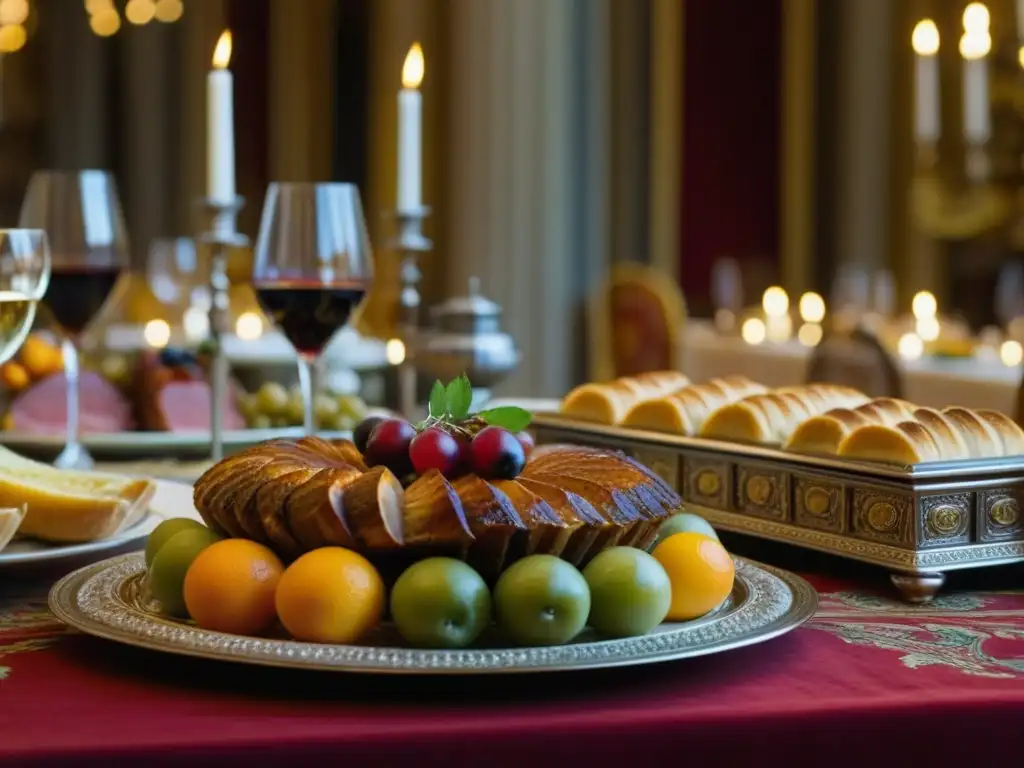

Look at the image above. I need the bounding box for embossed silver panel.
[918,493,971,548]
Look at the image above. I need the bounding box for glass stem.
[297,355,317,437]
[61,337,81,448]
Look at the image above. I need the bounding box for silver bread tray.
[531,413,1024,602]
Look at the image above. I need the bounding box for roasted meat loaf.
[192,437,680,580]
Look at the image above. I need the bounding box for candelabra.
[389,206,432,418]
[198,196,248,462]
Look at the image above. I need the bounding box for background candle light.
[207,30,236,205]
[912,19,941,142]
[960,5,992,144]
[397,43,424,214]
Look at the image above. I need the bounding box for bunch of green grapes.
[238,381,368,431]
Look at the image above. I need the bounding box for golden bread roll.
[838,405,1024,465]
[700,384,868,445]
[559,370,689,425]
[785,398,919,455]
[621,375,767,435]
[972,409,1024,456]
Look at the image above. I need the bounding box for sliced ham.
[9,371,134,435]
[156,381,245,432]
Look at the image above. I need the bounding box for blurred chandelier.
[87,0,184,38]
[0,0,184,52]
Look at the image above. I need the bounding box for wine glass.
[0,229,51,365]
[252,183,373,436]
[19,170,130,470]
[147,237,202,310]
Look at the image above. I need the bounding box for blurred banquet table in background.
[682,321,1022,415]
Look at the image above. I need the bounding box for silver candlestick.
[389,206,431,418]
[198,196,247,462]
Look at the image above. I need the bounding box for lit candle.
[207,30,236,205]
[960,5,992,144]
[397,43,424,214]
[912,20,941,143]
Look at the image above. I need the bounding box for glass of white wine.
[0,229,50,365]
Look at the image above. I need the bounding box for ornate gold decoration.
[746,476,773,506]
[928,506,962,535]
[696,471,720,496]
[804,487,831,517]
[867,502,898,532]
[991,498,1020,527]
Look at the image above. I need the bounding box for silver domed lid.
[432,277,502,320]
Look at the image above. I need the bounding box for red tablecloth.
[1,552,1023,768]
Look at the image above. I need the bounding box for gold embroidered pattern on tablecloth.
[805,590,1024,679]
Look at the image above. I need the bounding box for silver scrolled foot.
[53,442,95,471]
[890,572,946,604]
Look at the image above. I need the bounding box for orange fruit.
[19,335,63,379]
[651,532,735,621]
[182,539,285,635]
[0,361,29,391]
[275,547,385,644]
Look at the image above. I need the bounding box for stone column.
[833,0,896,278]
[443,0,611,395]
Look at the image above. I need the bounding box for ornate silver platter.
[49,553,817,675]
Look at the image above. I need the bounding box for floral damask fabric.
[806,589,1024,679]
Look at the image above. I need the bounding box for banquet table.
[2,544,1023,767]
[682,321,1022,415]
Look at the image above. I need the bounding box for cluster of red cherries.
[353,417,535,482]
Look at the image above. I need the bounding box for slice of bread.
[0,505,26,552]
[0,447,156,543]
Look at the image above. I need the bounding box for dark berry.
[410,427,461,477]
[159,347,197,368]
[364,418,416,476]
[470,426,526,480]
[516,431,535,459]
[353,416,385,455]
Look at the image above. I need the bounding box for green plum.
[651,512,719,551]
[390,558,492,649]
[145,517,206,567]
[494,555,591,646]
[583,547,671,638]
[148,527,221,616]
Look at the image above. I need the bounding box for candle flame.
[402,42,424,89]
[911,19,939,56]
[212,30,232,69]
[959,31,991,60]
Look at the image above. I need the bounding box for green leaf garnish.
[428,380,447,419]
[445,373,473,420]
[477,406,532,433]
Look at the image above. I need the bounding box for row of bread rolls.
[560,374,867,445]
[559,371,690,425]
[558,375,1024,463]
[787,400,1024,464]
[697,384,868,445]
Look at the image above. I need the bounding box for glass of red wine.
[18,170,129,470]
[252,183,372,436]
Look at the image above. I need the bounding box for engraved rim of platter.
[49,553,818,675]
